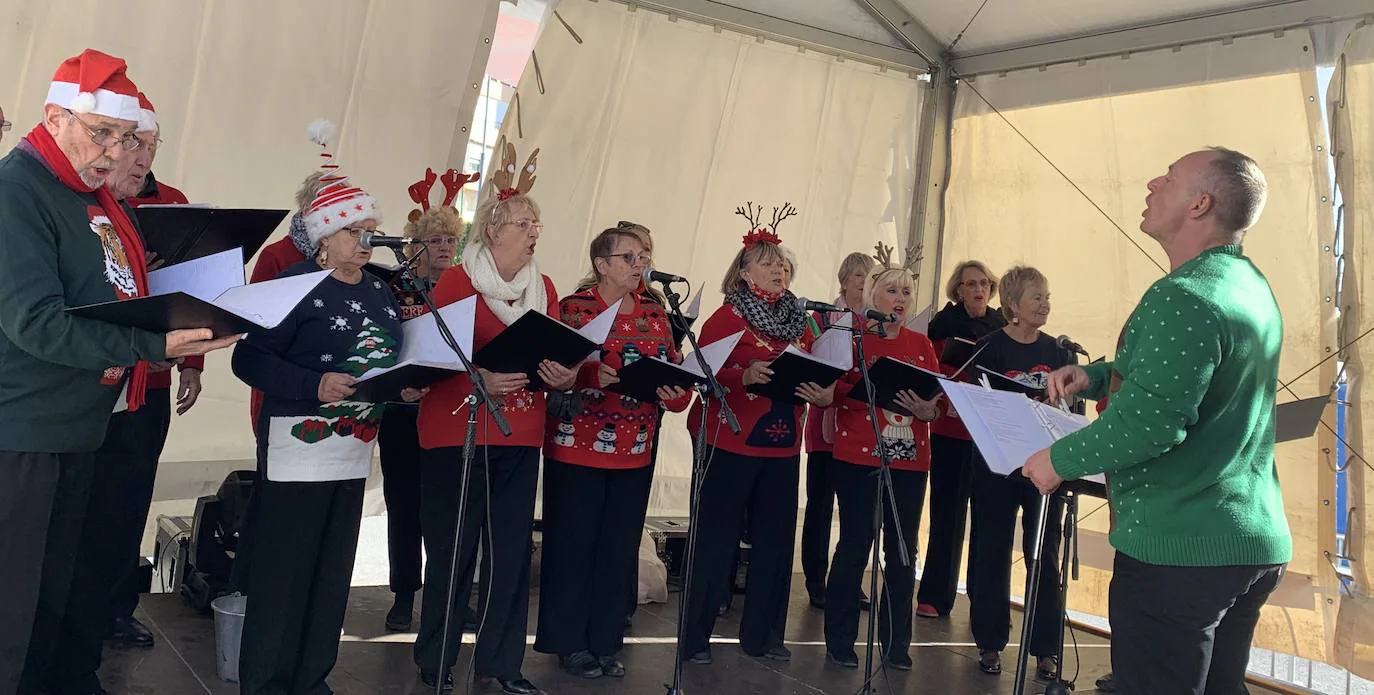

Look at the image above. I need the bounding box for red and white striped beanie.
[303,119,382,246]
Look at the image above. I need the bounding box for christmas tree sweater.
[418,266,560,449]
[686,303,817,458]
[544,288,692,469]
[833,327,940,472]
[232,261,403,482]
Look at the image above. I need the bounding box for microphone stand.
[383,247,510,695]
[843,316,911,695]
[662,281,739,695]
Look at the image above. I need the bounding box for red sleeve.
[431,265,466,308]
[699,306,745,395]
[249,243,287,284]
[179,355,206,372]
[159,183,190,205]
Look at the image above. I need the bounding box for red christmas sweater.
[686,303,817,458]
[127,176,204,390]
[544,288,692,469]
[833,327,940,472]
[418,266,560,449]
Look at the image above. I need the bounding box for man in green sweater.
[1024,147,1291,695]
[0,49,238,695]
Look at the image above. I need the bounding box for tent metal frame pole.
[851,0,946,67]
[908,67,956,314]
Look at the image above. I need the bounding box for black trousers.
[238,478,365,695]
[680,446,799,657]
[534,459,652,657]
[968,461,1063,656]
[378,406,424,595]
[799,451,836,599]
[1110,552,1284,695]
[916,435,975,615]
[50,390,172,694]
[823,461,927,658]
[0,452,94,695]
[415,445,538,679]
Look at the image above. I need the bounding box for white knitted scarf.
[462,243,548,325]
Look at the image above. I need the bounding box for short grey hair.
[999,265,1047,322]
[294,171,326,213]
[1202,147,1267,233]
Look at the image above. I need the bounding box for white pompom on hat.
[302,119,382,247]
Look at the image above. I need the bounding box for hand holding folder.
[605,330,744,403]
[351,297,478,403]
[846,357,945,414]
[473,300,622,388]
[66,248,329,337]
[746,327,852,405]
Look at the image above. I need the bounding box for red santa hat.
[45,49,142,123]
[302,119,382,247]
[136,91,158,134]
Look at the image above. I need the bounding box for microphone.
[645,266,687,284]
[359,231,413,250]
[1056,335,1089,357]
[794,297,897,325]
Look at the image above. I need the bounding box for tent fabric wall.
[942,31,1338,659]
[1333,21,1374,681]
[0,0,501,518]
[491,0,928,516]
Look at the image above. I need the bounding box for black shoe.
[808,593,826,609]
[886,651,913,671]
[1096,672,1118,692]
[1036,656,1059,681]
[827,650,859,668]
[105,615,154,648]
[464,607,480,631]
[978,650,1002,675]
[497,677,539,695]
[688,649,712,665]
[385,592,414,632]
[598,655,626,678]
[419,669,455,691]
[558,651,603,679]
[756,645,791,662]
[624,613,633,628]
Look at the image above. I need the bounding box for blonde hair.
[720,241,785,296]
[837,252,875,286]
[863,267,917,321]
[403,207,465,254]
[998,265,1048,322]
[294,171,326,213]
[470,194,541,249]
[944,260,1000,303]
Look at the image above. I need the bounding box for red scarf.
[25,124,152,411]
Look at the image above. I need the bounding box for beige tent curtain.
[0,0,501,515]
[942,31,1338,659]
[491,0,928,515]
[1333,21,1374,681]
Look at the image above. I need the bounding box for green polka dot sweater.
[1050,245,1292,567]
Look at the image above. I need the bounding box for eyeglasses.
[601,252,651,266]
[961,278,992,289]
[0,120,11,133]
[64,110,144,151]
[505,219,543,234]
[422,236,458,247]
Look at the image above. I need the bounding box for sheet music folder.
[605,331,743,403]
[846,357,944,413]
[1275,395,1329,443]
[473,300,620,388]
[746,328,852,405]
[134,206,288,265]
[351,297,478,403]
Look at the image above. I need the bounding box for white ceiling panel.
[709,0,907,47]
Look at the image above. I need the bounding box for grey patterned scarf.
[288,212,316,257]
[726,288,807,342]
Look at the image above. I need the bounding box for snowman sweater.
[686,303,817,458]
[544,288,692,469]
[232,261,403,481]
[833,328,940,472]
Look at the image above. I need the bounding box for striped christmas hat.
[303,119,382,246]
[45,49,142,122]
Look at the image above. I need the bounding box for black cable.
[945,0,991,55]
[156,529,192,594]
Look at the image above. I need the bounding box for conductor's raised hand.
[476,368,529,397]
[742,360,774,386]
[598,363,620,388]
[165,329,241,359]
[1046,365,1091,402]
[796,381,834,407]
[318,372,357,403]
[538,360,578,391]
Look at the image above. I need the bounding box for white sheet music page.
[146,247,244,302]
[214,269,333,329]
[906,306,933,335]
[677,330,745,379]
[395,296,477,367]
[577,298,623,344]
[684,290,703,319]
[804,326,853,370]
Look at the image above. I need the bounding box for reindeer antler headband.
[872,241,923,282]
[490,134,540,201]
[407,167,480,224]
[735,201,797,250]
